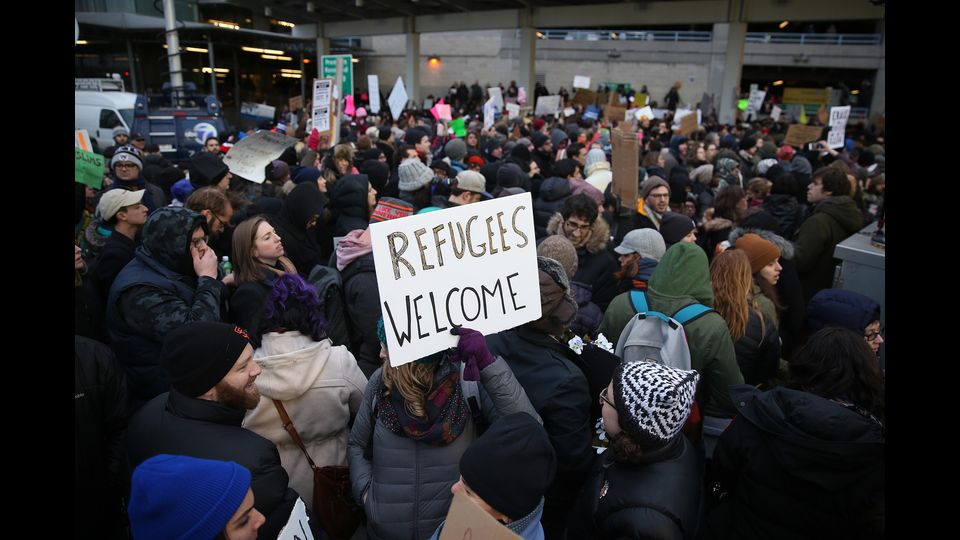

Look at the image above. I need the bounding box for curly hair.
[788,327,884,422]
[710,250,753,342]
[260,273,330,341]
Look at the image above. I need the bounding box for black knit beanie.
[161,322,251,397]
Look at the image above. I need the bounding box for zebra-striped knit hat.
[613,361,700,447]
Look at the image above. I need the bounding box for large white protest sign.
[573,75,591,89]
[222,130,298,184]
[277,498,314,540]
[829,105,851,127]
[534,95,561,116]
[506,102,520,119]
[370,193,541,366]
[483,100,496,129]
[635,106,654,121]
[563,107,576,117]
[827,127,845,149]
[746,89,766,114]
[771,105,782,122]
[388,76,408,120]
[368,74,381,114]
[487,87,504,110]
[312,79,333,134]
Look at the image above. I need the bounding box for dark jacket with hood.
[107,207,226,409]
[339,252,382,378]
[330,174,371,237]
[760,193,804,241]
[704,385,884,540]
[273,182,327,275]
[698,210,736,263]
[646,244,743,416]
[546,213,618,309]
[793,195,863,303]
[568,435,703,540]
[127,390,310,540]
[533,177,572,239]
[599,258,660,344]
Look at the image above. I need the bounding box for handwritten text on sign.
[370,193,541,366]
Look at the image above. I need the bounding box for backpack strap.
[458,361,484,430]
[673,303,714,325]
[629,290,649,313]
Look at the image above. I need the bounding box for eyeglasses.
[191,236,209,249]
[599,388,615,409]
[865,327,884,342]
[564,220,592,232]
[114,162,138,169]
[211,213,233,229]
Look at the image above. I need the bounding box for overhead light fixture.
[427,56,440,66]
[76,40,88,45]
[303,58,311,63]
[185,46,208,53]
[536,32,544,39]
[277,21,295,28]
[772,80,784,86]
[851,89,860,95]
[201,67,231,73]
[243,47,284,55]
[351,58,360,63]
[610,32,618,40]
[208,19,239,30]
[280,73,302,79]
[281,68,302,74]
[779,20,789,29]
[262,54,293,61]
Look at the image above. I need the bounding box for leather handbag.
[273,400,364,540]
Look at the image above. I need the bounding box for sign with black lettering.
[438,491,521,540]
[277,498,314,540]
[369,193,541,366]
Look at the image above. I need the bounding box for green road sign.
[321,55,354,97]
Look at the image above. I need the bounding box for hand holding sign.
[450,327,496,381]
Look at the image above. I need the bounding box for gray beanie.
[551,128,569,148]
[110,144,144,171]
[537,255,570,291]
[537,235,578,280]
[640,176,670,200]
[614,228,666,261]
[112,126,130,139]
[516,137,532,149]
[398,159,434,191]
[445,138,468,162]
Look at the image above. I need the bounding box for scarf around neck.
[375,358,469,446]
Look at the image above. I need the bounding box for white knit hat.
[398,158,434,191]
[613,361,699,447]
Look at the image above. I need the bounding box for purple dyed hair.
[261,273,330,341]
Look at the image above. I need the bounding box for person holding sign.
[428,413,556,540]
[347,324,538,540]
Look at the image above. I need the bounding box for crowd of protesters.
[75,77,885,540]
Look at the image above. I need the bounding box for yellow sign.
[783,87,829,104]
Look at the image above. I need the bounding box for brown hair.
[231,216,296,285]
[710,250,753,341]
[185,186,232,216]
[641,150,661,168]
[381,358,439,419]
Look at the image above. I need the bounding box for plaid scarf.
[375,358,469,446]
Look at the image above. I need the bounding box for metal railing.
[537,29,881,45]
[744,32,881,45]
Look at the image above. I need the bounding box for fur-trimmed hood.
[728,227,795,260]
[701,215,734,233]
[545,212,610,254]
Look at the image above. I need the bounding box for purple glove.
[451,326,495,381]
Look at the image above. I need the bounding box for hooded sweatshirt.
[793,195,863,303]
[243,331,367,510]
[646,243,743,416]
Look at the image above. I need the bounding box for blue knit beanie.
[128,454,251,540]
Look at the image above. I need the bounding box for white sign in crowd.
[369,193,542,366]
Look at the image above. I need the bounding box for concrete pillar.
[162,0,185,105]
[207,35,217,98]
[405,19,420,106]
[518,26,536,104]
[870,65,884,118]
[126,38,138,94]
[711,21,746,126]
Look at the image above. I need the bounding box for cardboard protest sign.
[677,110,699,136]
[534,95,561,116]
[611,127,639,212]
[369,193,541,367]
[388,76,408,120]
[438,491,521,540]
[604,105,626,124]
[572,89,598,107]
[829,105,851,127]
[488,87,504,110]
[75,129,92,152]
[573,75,591,90]
[75,147,105,189]
[312,79,333,135]
[784,124,823,148]
[368,74,381,114]
[771,105,782,122]
[222,130,298,184]
[277,498,314,540]
[506,103,520,119]
[288,95,303,111]
[450,117,467,138]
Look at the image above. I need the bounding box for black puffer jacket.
[705,385,884,540]
[533,177,572,239]
[273,182,326,275]
[340,252,382,378]
[734,309,781,386]
[760,194,804,241]
[568,435,703,540]
[127,390,316,540]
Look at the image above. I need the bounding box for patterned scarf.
[375,358,469,446]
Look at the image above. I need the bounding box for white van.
[75,91,139,151]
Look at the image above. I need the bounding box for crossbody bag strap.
[272,399,319,471]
